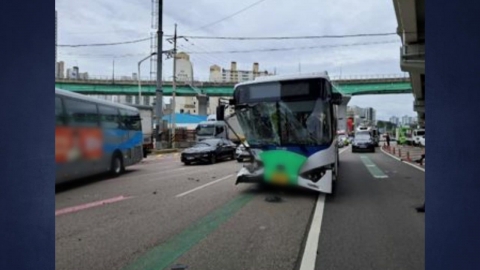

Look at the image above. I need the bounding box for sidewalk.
[381,142,425,167]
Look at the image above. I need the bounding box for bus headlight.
[300,166,328,183]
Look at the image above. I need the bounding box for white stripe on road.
[299,194,326,270]
[339,146,350,155]
[175,174,234,198]
[298,146,361,270]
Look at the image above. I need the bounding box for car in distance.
[352,134,375,153]
[181,138,236,165]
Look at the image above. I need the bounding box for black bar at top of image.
[427,0,480,269]
[0,2,55,270]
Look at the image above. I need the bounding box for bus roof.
[55,88,139,112]
[234,72,330,88]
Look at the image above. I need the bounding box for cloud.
[55,0,415,116]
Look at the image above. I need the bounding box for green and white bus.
[217,72,343,194]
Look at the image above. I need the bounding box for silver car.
[235,143,251,162]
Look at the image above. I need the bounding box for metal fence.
[56,74,410,84]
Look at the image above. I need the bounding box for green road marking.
[359,155,388,178]
[122,194,255,270]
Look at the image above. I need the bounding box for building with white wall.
[209,62,271,83]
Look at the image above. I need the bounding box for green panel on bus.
[260,150,307,186]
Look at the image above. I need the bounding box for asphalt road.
[55,147,424,270]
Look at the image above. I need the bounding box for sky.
[55,0,416,120]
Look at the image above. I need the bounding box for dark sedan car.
[352,134,375,153]
[181,138,236,165]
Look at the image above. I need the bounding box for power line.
[58,37,151,47]
[57,31,404,48]
[58,40,398,58]
[188,0,268,33]
[171,32,400,40]
[187,40,399,54]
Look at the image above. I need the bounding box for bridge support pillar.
[196,94,209,116]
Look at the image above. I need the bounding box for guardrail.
[55,74,410,84]
[330,74,410,81]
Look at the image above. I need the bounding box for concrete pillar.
[196,94,209,116]
[337,95,351,132]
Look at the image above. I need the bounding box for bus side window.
[55,96,65,126]
[63,98,99,127]
[119,109,141,131]
[99,106,121,129]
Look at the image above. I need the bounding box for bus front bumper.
[235,167,263,185]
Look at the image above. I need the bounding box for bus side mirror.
[216,105,225,121]
[331,93,343,105]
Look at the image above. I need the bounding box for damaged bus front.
[217,73,343,194]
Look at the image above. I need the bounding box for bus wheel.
[110,153,124,176]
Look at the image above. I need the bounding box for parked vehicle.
[124,104,154,158]
[406,128,425,146]
[235,142,252,162]
[338,134,349,146]
[352,133,375,153]
[195,115,244,144]
[181,138,236,165]
[419,135,425,147]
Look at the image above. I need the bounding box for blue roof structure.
[162,113,207,124]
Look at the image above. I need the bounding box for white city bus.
[55,89,143,184]
[216,72,343,194]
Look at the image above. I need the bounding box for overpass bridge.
[55,74,412,97]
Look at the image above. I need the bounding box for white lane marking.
[298,146,376,269]
[339,146,350,155]
[366,164,376,167]
[175,174,234,198]
[299,194,326,270]
[380,147,425,172]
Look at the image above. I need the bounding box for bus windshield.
[236,98,332,147]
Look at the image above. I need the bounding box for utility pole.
[171,23,178,149]
[154,0,164,149]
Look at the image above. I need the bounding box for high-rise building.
[56,61,65,78]
[175,52,194,83]
[389,116,399,125]
[209,62,271,83]
[365,107,376,124]
[401,115,411,126]
[66,66,79,79]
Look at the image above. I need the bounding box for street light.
[138,52,157,103]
